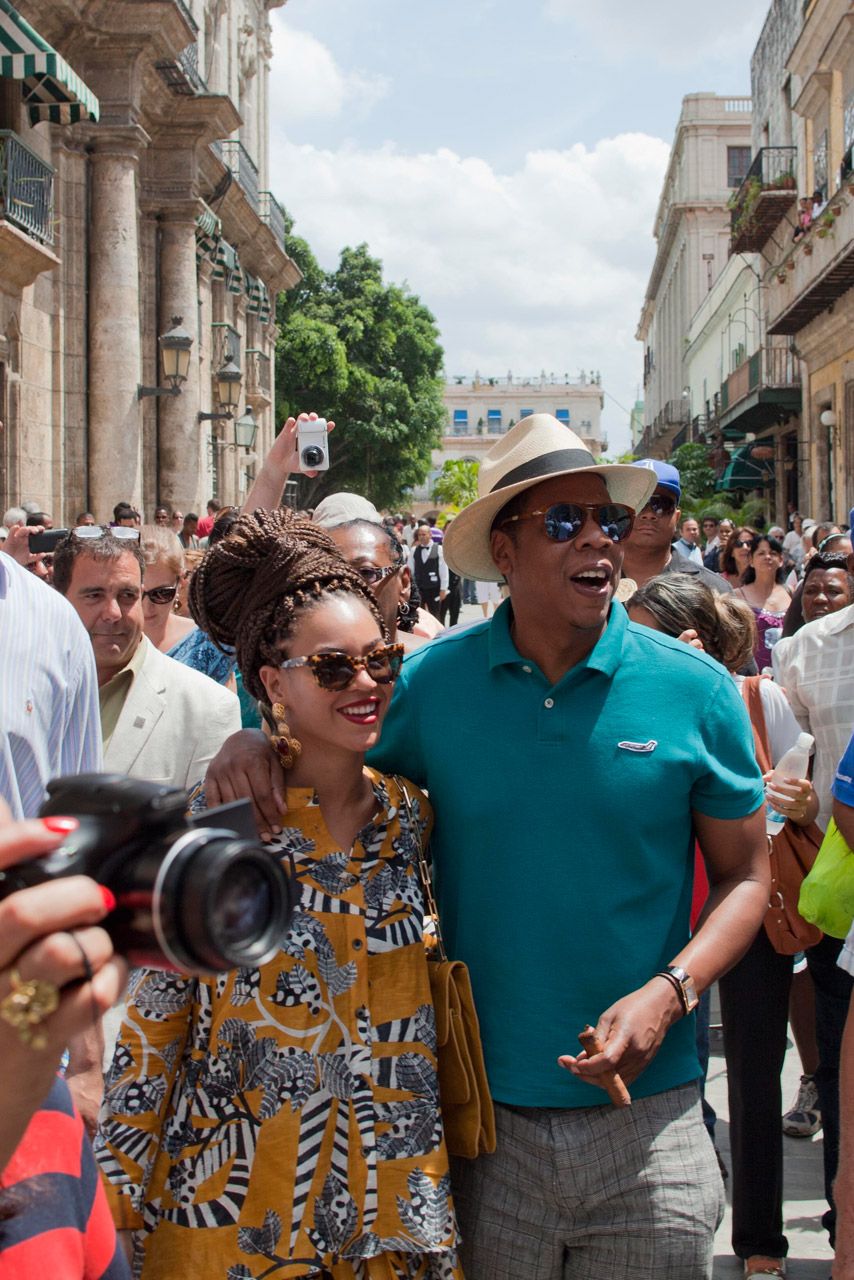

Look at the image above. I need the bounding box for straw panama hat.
[442,414,657,581]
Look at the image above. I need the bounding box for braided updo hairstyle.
[189,507,387,702]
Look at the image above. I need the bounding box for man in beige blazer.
[53,528,240,789]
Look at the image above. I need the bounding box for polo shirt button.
[544,697,554,709]
[522,665,532,673]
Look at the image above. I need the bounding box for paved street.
[707,987,834,1278]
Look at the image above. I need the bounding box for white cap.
[312,492,381,528]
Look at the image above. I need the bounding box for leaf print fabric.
[95,772,460,1280]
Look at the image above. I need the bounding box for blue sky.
[269,0,770,453]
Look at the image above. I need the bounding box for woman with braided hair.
[96,509,461,1280]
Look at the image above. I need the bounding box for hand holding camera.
[0,800,127,1165]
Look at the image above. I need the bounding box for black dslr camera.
[0,774,297,974]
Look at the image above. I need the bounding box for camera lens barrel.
[301,444,325,468]
[152,830,296,973]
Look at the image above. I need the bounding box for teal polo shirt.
[369,599,764,1108]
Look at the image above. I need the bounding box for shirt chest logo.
[617,739,658,753]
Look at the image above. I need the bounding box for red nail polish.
[41,816,78,834]
[99,886,117,913]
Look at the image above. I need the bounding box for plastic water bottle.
[765,732,814,835]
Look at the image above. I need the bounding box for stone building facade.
[635,93,753,458]
[727,0,854,522]
[0,0,298,523]
[410,372,605,508]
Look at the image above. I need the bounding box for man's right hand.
[205,730,287,839]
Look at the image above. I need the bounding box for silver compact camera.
[297,417,330,472]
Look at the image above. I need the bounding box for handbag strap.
[396,777,448,963]
[740,675,773,776]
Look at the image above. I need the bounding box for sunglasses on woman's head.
[640,493,678,517]
[499,502,635,544]
[74,525,140,540]
[279,642,405,691]
[141,583,179,605]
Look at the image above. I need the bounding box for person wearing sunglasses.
[720,525,760,585]
[96,508,461,1280]
[206,417,771,1278]
[619,459,734,595]
[326,517,431,652]
[138,526,196,656]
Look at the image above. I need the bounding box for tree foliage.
[670,443,717,504]
[275,233,446,509]
[432,458,480,510]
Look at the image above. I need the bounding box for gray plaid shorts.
[451,1082,724,1280]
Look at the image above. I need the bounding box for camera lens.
[153,832,296,973]
[211,861,274,951]
[301,444,325,468]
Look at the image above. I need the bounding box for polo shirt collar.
[487,596,627,678]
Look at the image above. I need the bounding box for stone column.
[157,206,202,512]
[88,127,148,519]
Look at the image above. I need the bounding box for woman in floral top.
[95,509,460,1280]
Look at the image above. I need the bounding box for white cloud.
[268,16,389,123]
[543,0,768,69]
[270,127,670,453]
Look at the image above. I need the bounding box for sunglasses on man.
[499,502,636,544]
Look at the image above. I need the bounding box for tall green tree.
[432,458,480,509]
[275,235,446,509]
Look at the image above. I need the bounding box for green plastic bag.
[798,818,854,939]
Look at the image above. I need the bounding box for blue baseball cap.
[631,458,681,500]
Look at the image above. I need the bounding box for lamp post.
[198,360,242,422]
[138,316,193,399]
[233,409,258,451]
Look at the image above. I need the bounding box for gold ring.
[0,968,60,1050]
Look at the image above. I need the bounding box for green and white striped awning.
[0,0,99,125]
[211,236,243,294]
[195,202,221,260]
[244,269,271,323]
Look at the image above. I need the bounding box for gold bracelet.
[0,969,60,1050]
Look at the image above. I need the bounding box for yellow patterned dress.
[95,772,461,1280]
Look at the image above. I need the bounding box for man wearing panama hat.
[207,413,770,1278]
[370,414,769,1278]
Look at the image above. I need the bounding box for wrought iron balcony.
[211,322,241,371]
[220,140,260,215]
[245,348,271,403]
[260,191,287,249]
[0,131,54,245]
[730,147,798,253]
[717,346,801,436]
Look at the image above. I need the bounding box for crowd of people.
[0,411,853,1280]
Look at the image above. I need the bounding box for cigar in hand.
[578,1024,632,1108]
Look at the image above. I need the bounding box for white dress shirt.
[772,603,854,831]
[0,551,102,817]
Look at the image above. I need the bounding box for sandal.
[744,1260,785,1278]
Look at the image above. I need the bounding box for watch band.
[654,966,698,1015]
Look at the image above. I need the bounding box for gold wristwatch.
[655,965,699,1015]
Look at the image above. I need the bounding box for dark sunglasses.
[499,502,635,544]
[733,539,753,550]
[354,564,400,586]
[141,583,179,604]
[279,642,405,691]
[640,493,677,517]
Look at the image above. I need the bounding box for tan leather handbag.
[398,781,497,1159]
[740,678,823,955]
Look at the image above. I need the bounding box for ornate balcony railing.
[246,348,271,399]
[260,191,287,249]
[220,140,260,215]
[730,146,798,253]
[0,131,54,245]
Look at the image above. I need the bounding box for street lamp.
[198,359,242,422]
[233,409,258,451]
[138,316,193,399]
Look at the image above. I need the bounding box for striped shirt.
[0,1076,130,1279]
[773,603,854,831]
[0,552,102,818]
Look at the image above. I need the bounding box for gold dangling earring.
[271,702,302,769]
